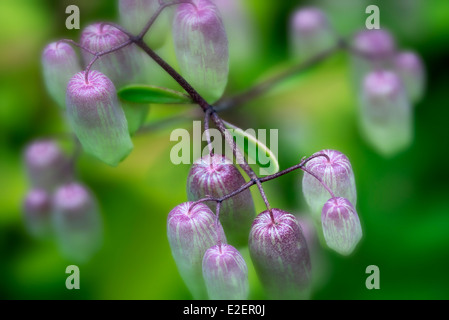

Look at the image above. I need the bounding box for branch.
[215,40,345,111]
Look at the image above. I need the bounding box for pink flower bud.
[394,51,425,103]
[249,209,311,300]
[80,23,142,87]
[351,29,396,89]
[321,197,362,255]
[360,70,412,156]
[118,0,170,49]
[173,0,229,103]
[24,140,73,191]
[302,149,357,220]
[167,202,226,299]
[290,7,336,60]
[42,42,81,109]
[23,189,52,239]
[353,29,396,60]
[66,70,133,166]
[187,154,255,247]
[52,183,102,262]
[202,244,249,300]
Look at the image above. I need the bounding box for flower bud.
[289,7,336,60]
[42,42,81,109]
[118,0,170,49]
[52,183,102,262]
[302,149,357,220]
[24,140,73,191]
[351,29,396,88]
[360,70,412,156]
[167,202,226,299]
[23,189,52,239]
[321,197,362,255]
[173,0,229,103]
[80,23,143,87]
[187,154,255,247]
[249,209,311,300]
[202,244,249,300]
[394,51,425,103]
[66,70,133,166]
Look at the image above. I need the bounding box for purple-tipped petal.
[394,51,425,103]
[202,244,249,300]
[302,149,357,220]
[66,70,133,166]
[321,197,362,255]
[80,23,143,87]
[173,0,229,103]
[290,7,336,60]
[24,140,73,191]
[42,42,81,109]
[167,202,226,299]
[249,209,311,300]
[187,154,255,247]
[23,189,52,239]
[118,0,170,49]
[52,183,102,262]
[360,70,412,155]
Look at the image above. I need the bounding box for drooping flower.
[80,23,143,87]
[42,42,81,109]
[66,70,133,166]
[249,209,311,300]
[359,70,412,156]
[24,139,73,191]
[202,244,249,300]
[167,201,226,299]
[290,7,336,60]
[173,0,229,103]
[52,183,102,262]
[321,197,362,255]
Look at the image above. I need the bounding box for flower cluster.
[27,0,425,299]
[23,140,102,262]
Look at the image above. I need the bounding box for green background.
[1,0,448,299]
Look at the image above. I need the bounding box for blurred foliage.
[0,0,449,299]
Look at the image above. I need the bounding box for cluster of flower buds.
[351,29,425,156]
[302,149,362,256]
[22,140,102,262]
[168,152,314,299]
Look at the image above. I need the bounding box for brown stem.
[215,40,344,111]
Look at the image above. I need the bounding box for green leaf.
[118,85,193,104]
[223,120,279,175]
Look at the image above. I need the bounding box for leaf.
[118,85,193,104]
[223,120,279,175]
